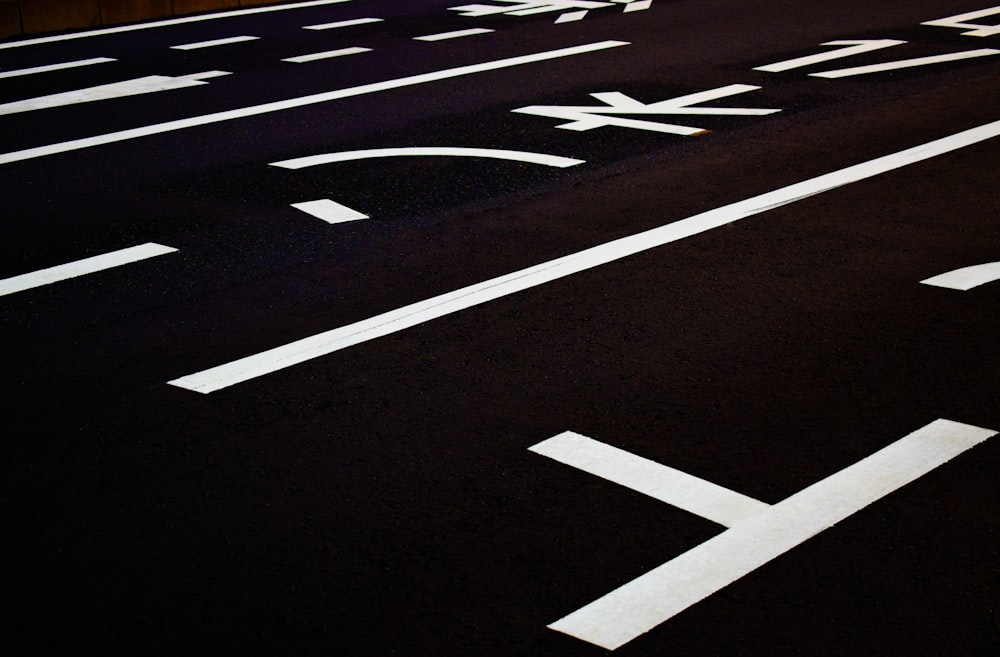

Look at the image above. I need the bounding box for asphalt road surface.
[2,1,998,655]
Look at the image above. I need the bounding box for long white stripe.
[547,419,997,650]
[753,40,905,73]
[811,48,1000,78]
[167,118,1000,393]
[171,36,259,50]
[921,261,1000,291]
[0,243,177,297]
[530,432,770,527]
[282,47,372,63]
[271,147,585,169]
[414,28,495,42]
[0,41,628,166]
[0,0,353,49]
[0,57,116,79]
[303,17,383,30]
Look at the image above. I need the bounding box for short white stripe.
[555,11,589,23]
[0,243,177,297]
[270,147,585,169]
[171,36,259,50]
[623,0,652,11]
[530,432,770,527]
[548,419,997,650]
[0,0,353,49]
[168,118,1000,393]
[753,40,905,74]
[0,40,629,166]
[921,261,1000,290]
[291,199,369,224]
[414,28,495,42]
[303,17,383,30]
[0,57,116,79]
[811,48,1000,78]
[282,47,372,63]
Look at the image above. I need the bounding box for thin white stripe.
[414,28,495,42]
[530,432,770,527]
[167,118,1000,393]
[555,11,589,23]
[171,35,259,50]
[548,419,997,649]
[0,40,629,166]
[921,261,1000,290]
[303,17,383,30]
[754,40,905,73]
[0,0,353,49]
[282,47,372,63]
[270,147,585,169]
[0,243,177,297]
[811,48,1000,78]
[0,57,116,79]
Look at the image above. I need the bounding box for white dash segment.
[922,6,1000,38]
[530,432,770,527]
[811,48,1000,78]
[171,35,260,50]
[0,57,116,79]
[0,243,177,297]
[623,0,652,11]
[291,199,369,224]
[271,147,585,169]
[303,17,383,30]
[282,47,372,63]
[555,11,589,23]
[414,28,495,42]
[754,40,905,73]
[548,419,997,650]
[921,261,1000,291]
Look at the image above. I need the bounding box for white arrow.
[754,39,905,73]
[0,71,232,116]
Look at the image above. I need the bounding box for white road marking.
[921,261,1000,291]
[450,2,613,17]
[167,118,1000,393]
[544,419,996,650]
[171,36,260,50]
[0,0,354,49]
[303,17,383,30]
[270,147,585,169]
[754,40,905,73]
[291,199,369,224]
[0,243,177,297]
[0,57,116,79]
[0,71,231,116]
[282,47,372,63]
[555,11,589,23]
[811,48,1000,78]
[0,40,628,166]
[413,28,495,41]
[530,432,771,527]
[622,0,652,11]
[922,5,1000,38]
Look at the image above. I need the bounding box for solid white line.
[0,57,116,79]
[271,147,585,169]
[291,199,369,224]
[921,261,1000,291]
[0,243,177,297]
[171,35,260,50]
[555,11,589,23]
[754,40,905,73]
[548,419,996,650]
[167,118,1000,393]
[0,0,353,49]
[303,17,383,30]
[282,47,372,63]
[0,40,629,166]
[414,28,495,42]
[530,432,771,527]
[811,48,1000,78]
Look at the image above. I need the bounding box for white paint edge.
[303,17,383,30]
[270,147,585,169]
[171,35,260,50]
[413,28,495,42]
[920,261,1000,291]
[810,48,1000,78]
[282,47,372,63]
[0,57,116,79]
[291,199,369,224]
[0,243,177,297]
[167,118,1000,393]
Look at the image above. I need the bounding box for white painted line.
[547,419,996,650]
[0,243,177,297]
[271,147,585,169]
[0,57,116,79]
[810,48,1000,78]
[450,1,612,17]
[0,40,628,166]
[0,0,353,49]
[0,71,231,116]
[303,17,383,30]
[555,11,589,23]
[922,6,1000,38]
[623,0,652,11]
[414,28,495,41]
[282,47,372,63]
[291,199,369,224]
[530,432,771,527]
[167,118,1000,393]
[754,40,905,73]
[171,35,260,50]
[920,261,1000,291]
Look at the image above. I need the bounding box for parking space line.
[282,47,372,63]
[414,28,495,41]
[0,57,116,79]
[171,36,260,50]
[303,17,383,30]
[0,40,629,166]
[0,243,177,297]
[167,118,1000,393]
[921,261,1000,290]
[811,48,1000,78]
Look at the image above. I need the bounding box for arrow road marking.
[922,5,1000,37]
[754,40,906,73]
[921,261,1000,290]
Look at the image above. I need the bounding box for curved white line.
[921,261,1000,290]
[270,147,585,169]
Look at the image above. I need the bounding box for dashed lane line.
[170,36,260,50]
[282,47,372,63]
[413,28,496,42]
[810,48,1000,78]
[270,147,585,169]
[303,17,383,30]
[0,57,116,79]
[921,261,1000,290]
